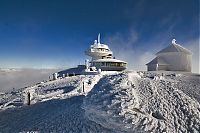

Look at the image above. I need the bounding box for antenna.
[98,33,100,44]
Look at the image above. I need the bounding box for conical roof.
[146,57,169,65]
[156,41,191,55]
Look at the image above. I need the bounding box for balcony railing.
[87,49,112,54]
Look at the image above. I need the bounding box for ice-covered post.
[85,59,89,71]
[98,68,101,74]
[156,64,158,71]
[27,92,31,105]
[82,81,85,93]
[53,73,58,80]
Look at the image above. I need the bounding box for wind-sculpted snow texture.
[84,72,200,133]
[0,71,199,132]
[0,96,112,133]
[0,74,112,133]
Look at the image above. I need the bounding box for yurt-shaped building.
[146,39,192,72]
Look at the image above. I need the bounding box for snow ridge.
[0,71,199,132]
[83,72,200,132]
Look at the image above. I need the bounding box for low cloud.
[0,68,59,93]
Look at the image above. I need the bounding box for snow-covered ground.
[0,71,199,132]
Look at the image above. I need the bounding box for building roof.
[58,65,86,75]
[146,57,169,65]
[156,43,191,55]
[91,44,110,50]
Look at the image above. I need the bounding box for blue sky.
[0,0,199,72]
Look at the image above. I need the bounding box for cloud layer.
[0,68,59,93]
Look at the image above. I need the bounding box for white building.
[57,34,127,77]
[146,39,192,72]
[85,34,127,71]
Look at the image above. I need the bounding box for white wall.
[147,64,157,71]
[157,52,192,72]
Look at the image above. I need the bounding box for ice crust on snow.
[0,71,199,132]
[84,72,200,132]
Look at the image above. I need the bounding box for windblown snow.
[0,71,199,132]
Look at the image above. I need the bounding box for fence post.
[83,82,85,93]
[27,92,30,105]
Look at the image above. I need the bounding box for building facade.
[146,39,192,72]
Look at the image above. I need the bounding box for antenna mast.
[98,33,100,44]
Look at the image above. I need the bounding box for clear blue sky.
[0,0,199,71]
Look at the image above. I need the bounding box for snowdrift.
[0,71,199,132]
[83,72,200,132]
